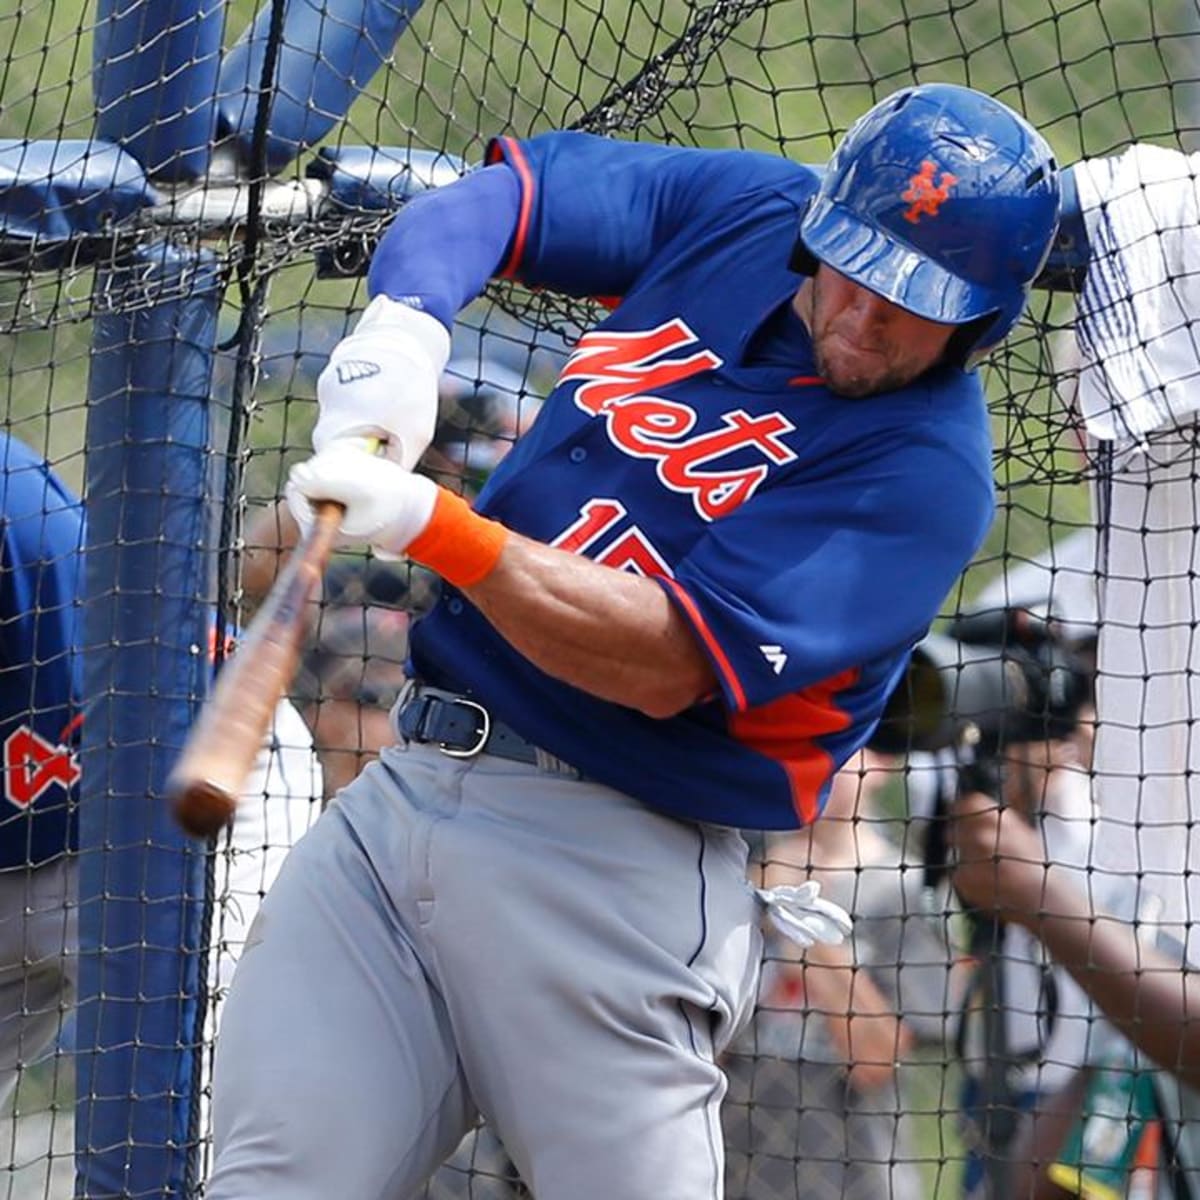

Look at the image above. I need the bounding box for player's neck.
[742,294,813,368]
[792,279,814,335]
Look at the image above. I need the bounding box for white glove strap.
[755,881,853,949]
[355,295,452,373]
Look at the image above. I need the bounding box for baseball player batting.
[206,82,1060,1200]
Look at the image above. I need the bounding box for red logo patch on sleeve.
[4,726,81,809]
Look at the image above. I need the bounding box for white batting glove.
[313,296,451,472]
[285,442,438,560]
[755,881,853,949]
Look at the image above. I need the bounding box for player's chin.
[818,350,921,399]
[820,362,897,400]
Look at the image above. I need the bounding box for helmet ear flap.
[943,315,997,369]
[788,198,819,276]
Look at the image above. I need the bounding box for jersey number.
[551,499,672,577]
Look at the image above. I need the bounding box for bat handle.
[298,433,381,560]
[307,497,347,555]
[303,433,382,557]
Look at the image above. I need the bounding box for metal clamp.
[437,698,491,758]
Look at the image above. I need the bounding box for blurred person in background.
[289,559,432,802]
[950,786,1200,1198]
[0,431,320,1114]
[0,432,85,1113]
[724,749,961,1200]
[930,565,1113,1199]
[947,713,1108,1200]
[917,603,1197,1200]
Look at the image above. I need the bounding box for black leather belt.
[396,686,580,775]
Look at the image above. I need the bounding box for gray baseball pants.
[0,858,75,1112]
[206,739,762,1200]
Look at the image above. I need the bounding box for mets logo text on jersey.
[3,724,80,809]
[559,319,797,521]
[902,160,958,223]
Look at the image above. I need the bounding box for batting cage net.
[2,0,1199,1197]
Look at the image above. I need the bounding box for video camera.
[869,607,1094,759]
[872,607,1096,935]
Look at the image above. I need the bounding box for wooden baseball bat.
[167,499,344,838]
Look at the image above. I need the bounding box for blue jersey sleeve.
[658,424,995,713]
[485,131,798,300]
[366,163,521,330]
[0,438,84,864]
[0,446,83,705]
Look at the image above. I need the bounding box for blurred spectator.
[0,432,85,1113]
[427,353,539,491]
[295,558,435,800]
[943,570,1130,1198]
[724,750,959,1200]
[946,723,1113,1200]
[950,788,1200,1197]
[1068,143,1200,968]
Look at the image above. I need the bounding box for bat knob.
[170,777,237,839]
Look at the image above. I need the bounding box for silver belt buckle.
[439,697,491,758]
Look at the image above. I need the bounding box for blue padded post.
[93,0,225,182]
[76,243,221,1199]
[218,0,425,175]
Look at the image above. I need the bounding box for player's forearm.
[398,485,715,713]
[462,533,716,717]
[240,500,301,606]
[1017,875,1200,1090]
[789,948,913,1092]
[366,164,521,329]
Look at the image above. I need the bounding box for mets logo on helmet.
[902,160,958,224]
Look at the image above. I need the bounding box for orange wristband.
[406,487,510,588]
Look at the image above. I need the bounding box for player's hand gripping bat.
[167,437,381,838]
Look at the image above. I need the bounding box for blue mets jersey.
[0,435,83,867]
[409,132,995,829]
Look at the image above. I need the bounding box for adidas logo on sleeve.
[336,360,382,385]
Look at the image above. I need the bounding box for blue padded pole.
[93,0,225,182]
[218,0,425,175]
[76,245,221,1199]
[82,3,228,1192]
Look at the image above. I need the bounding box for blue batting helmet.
[796,82,1060,361]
